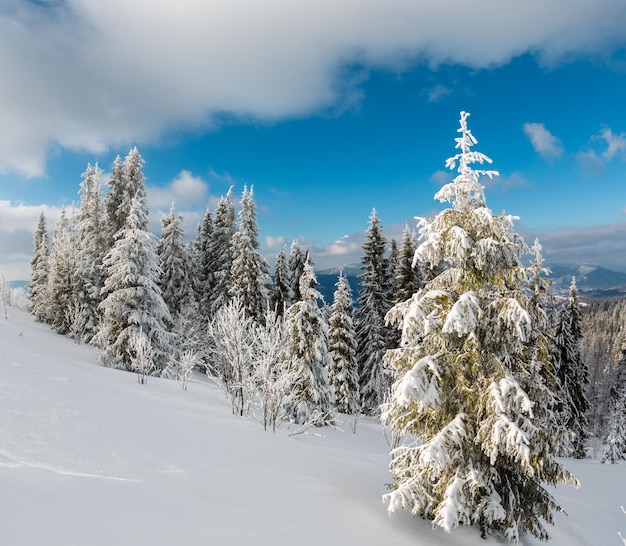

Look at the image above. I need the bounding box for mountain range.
[315,263,626,304]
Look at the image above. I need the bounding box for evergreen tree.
[554,277,590,458]
[29,211,50,323]
[392,223,423,305]
[381,112,576,542]
[328,273,360,415]
[193,207,213,316]
[96,176,172,374]
[601,348,626,463]
[103,148,146,251]
[283,254,334,425]
[207,188,236,317]
[288,239,307,302]
[601,379,626,464]
[75,163,107,342]
[229,186,271,321]
[157,201,194,319]
[355,209,393,415]
[269,247,293,315]
[47,207,79,334]
[103,154,126,248]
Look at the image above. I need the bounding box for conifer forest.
[19,113,626,543]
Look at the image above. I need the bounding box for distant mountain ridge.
[548,264,626,298]
[315,263,626,303]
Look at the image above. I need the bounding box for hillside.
[0,307,624,546]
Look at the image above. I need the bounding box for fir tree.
[193,207,213,317]
[96,176,172,373]
[29,211,50,323]
[269,247,293,315]
[229,186,271,321]
[288,239,307,302]
[554,277,590,458]
[207,188,236,317]
[382,112,577,542]
[75,163,108,342]
[601,349,626,463]
[328,273,360,415]
[47,207,79,335]
[157,202,194,319]
[283,254,334,425]
[355,209,393,415]
[103,155,126,247]
[601,380,626,464]
[392,223,423,305]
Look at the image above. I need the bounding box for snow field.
[0,308,623,545]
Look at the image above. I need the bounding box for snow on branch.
[393,355,441,409]
[442,292,481,338]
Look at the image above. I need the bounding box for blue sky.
[1,1,626,280]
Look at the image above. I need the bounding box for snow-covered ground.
[1,307,623,546]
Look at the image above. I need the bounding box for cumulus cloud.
[265,236,288,250]
[523,122,564,159]
[1,0,625,176]
[147,170,210,209]
[596,127,626,160]
[576,125,626,174]
[0,201,64,280]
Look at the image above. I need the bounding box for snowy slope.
[0,307,623,546]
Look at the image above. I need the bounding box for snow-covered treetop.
[436,111,499,212]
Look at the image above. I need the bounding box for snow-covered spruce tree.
[75,163,108,342]
[207,188,236,317]
[29,211,50,322]
[554,277,590,458]
[103,148,146,253]
[392,223,423,305]
[601,349,626,463]
[192,207,213,318]
[356,209,393,415]
[283,254,334,425]
[601,380,626,464]
[269,246,293,315]
[103,155,126,249]
[96,187,173,374]
[157,201,194,319]
[381,111,577,542]
[47,206,79,335]
[328,273,360,415]
[229,186,271,321]
[288,239,307,303]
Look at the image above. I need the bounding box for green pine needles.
[382,112,578,542]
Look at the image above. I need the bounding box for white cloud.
[523,122,564,159]
[576,149,606,175]
[486,171,532,190]
[265,236,288,250]
[0,201,64,281]
[430,170,451,186]
[576,125,626,174]
[426,84,451,103]
[1,0,625,176]
[522,222,626,272]
[597,127,626,160]
[147,170,210,209]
